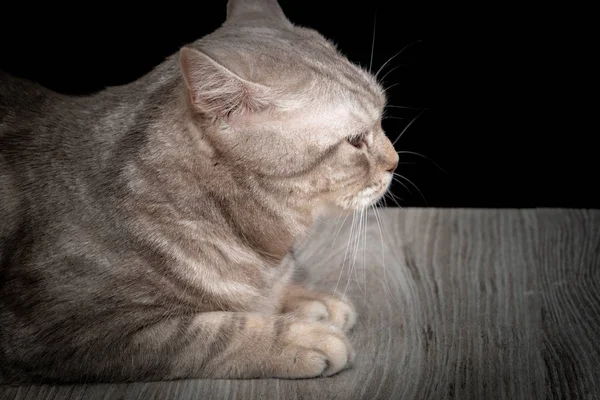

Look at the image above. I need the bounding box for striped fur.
[0,0,398,384]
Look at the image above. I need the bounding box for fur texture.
[0,0,398,384]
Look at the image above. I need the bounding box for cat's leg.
[138,312,355,380]
[6,308,355,383]
[279,284,357,332]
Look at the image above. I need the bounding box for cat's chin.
[339,174,393,211]
[347,189,386,211]
[325,187,389,215]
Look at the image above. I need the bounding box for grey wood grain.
[2,208,599,400]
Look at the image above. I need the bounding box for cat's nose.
[386,158,399,173]
[381,136,399,173]
[384,146,399,173]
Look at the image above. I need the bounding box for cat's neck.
[125,89,316,265]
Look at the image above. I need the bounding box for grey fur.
[0,0,398,384]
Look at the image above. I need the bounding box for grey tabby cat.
[0,0,398,384]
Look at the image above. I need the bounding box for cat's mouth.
[343,173,393,210]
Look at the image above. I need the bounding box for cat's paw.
[275,320,355,378]
[281,287,357,332]
[323,296,357,332]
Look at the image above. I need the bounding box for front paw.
[324,296,357,331]
[275,320,355,378]
[281,286,357,332]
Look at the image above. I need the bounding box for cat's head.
[179,0,398,212]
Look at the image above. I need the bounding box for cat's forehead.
[201,21,386,115]
[200,0,388,106]
[212,25,338,61]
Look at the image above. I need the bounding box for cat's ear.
[226,0,292,28]
[179,47,273,118]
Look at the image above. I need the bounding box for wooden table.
[2,208,599,399]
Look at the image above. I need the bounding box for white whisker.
[362,207,367,296]
[387,189,404,203]
[347,208,366,298]
[385,192,403,208]
[392,109,425,146]
[369,12,377,73]
[330,212,351,246]
[379,64,404,84]
[386,104,427,110]
[372,203,393,297]
[391,176,412,196]
[374,198,393,242]
[354,209,365,294]
[355,208,365,297]
[383,82,402,94]
[393,173,428,205]
[381,194,391,207]
[332,211,356,299]
[374,39,422,80]
[384,116,408,121]
[396,150,447,173]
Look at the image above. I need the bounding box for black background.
[1,1,596,209]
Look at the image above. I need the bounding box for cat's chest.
[145,233,296,313]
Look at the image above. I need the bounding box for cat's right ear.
[179,47,273,119]
[226,0,292,28]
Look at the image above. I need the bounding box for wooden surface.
[2,208,599,400]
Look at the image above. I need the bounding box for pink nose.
[382,136,399,173]
[386,158,399,173]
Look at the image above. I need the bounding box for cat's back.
[0,68,167,258]
[0,70,74,189]
[0,70,58,129]
[0,72,58,257]
[0,71,104,258]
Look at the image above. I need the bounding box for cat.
[0,0,399,384]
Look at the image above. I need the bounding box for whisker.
[332,211,356,299]
[392,109,425,146]
[374,39,422,80]
[393,173,429,205]
[330,212,351,246]
[372,204,393,298]
[343,208,365,302]
[357,208,364,294]
[329,211,345,227]
[386,104,428,111]
[387,190,404,203]
[382,107,390,120]
[363,207,368,296]
[391,176,412,196]
[383,82,402,94]
[380,195,388,207]
[385,192,403,208]
[379,64,405,85]
[369,12,377,73]
[396,150,447,173]
[373,198,393,243]
[348,208,366,298]
[384,116,408,121]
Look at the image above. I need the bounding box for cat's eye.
[347,132,368,149]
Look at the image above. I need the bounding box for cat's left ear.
[179,47,273,119]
